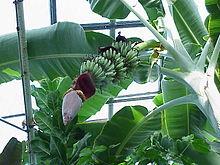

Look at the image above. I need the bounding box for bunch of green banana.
[80,41,139,89]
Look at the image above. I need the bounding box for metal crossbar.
[81,20,144,31]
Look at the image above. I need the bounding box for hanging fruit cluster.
[80,40,139,89]
[62,33,142,125]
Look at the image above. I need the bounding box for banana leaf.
[172,0,208,46]
[0,21,113,84]
[161,80,206,139]
[0,137,22,165]
[176,139,220,165]
[205,0,220,44]
[86,0,164,21]
[94,105,161,164]
[32,76,132,122]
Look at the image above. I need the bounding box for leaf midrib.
[0,53,86,67]
[173,4,202,45]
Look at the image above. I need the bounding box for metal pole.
[109,20,116,38]
[50,0,57,24]
[108,20,116,119]
[14,0,37,164]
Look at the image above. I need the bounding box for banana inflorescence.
[80,41,139,89]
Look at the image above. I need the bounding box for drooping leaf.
[86,0,164,21]
[86,0,130,19]
[94,105,161,164]
[139,0,164,22]
[0,22,113,84]
[0,137,22,165]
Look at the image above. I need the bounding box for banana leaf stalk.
[119,0,220,136]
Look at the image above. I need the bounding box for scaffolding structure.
[0,0,161,164]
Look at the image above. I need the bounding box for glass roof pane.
[0,116,26,153]
[57,0,109,24]
[23,0,50,30]
[0,0,17,35]
[0,81,25,117]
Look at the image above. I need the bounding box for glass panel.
[0,0,17,35]
[0,0,50,35]
[0,80,25,117]
[23,0,50,30]
[119,81,159,96]
[0,116,27,153]
[88,104,108,121]
[113,99,156,114]
[0,80,38,116]
[57,0,109,24]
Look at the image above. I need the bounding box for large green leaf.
[161,80,206,139]
[87,0,130,19]
[86,0,163,21]
[94,105,161,164]
[0,137,22,165]
[176,139,220,165]
[172,0,208,46]
[0,22,113,84]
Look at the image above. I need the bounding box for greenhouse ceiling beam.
[1,113,25,119]
[81,20,144,31]
[107,95,156,104]
[14,0,37,164]
[0,117,27,132]
[108,20,116,119]
[50,0,57,24]
[117,91,159,98]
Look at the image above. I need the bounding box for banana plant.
[85,0,220,139]
[115,0,220,137]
